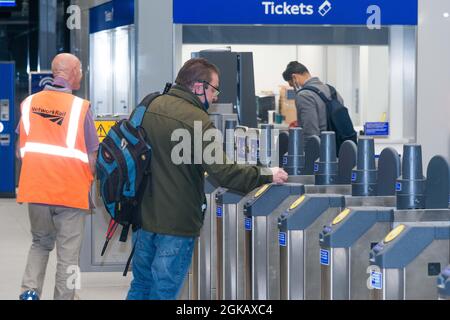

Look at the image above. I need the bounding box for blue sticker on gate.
[245,217,252,231]
[320,249,330,266]
[370,271,383,290]
[351,172,357,182]
[216,206,223,218]
[283,156,288,166]
[314,163,319,172]
[279,232,287,247]
[396,182,402,192]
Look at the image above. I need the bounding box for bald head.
[51,53,83,90]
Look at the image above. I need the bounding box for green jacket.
[140,85,273,237]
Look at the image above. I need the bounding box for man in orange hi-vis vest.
[16,53,99,300]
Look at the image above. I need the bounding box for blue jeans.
[126,229,195,300]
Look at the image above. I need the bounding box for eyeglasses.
[199,80,221,97]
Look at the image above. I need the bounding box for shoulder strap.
[299,86,331,104]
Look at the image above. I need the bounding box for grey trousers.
[21,204,86,300]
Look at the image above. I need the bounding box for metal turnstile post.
[215,189,250,300]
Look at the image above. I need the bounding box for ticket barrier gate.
[243,183,305,300]
[190,177,221,300]
[320,149,450,300]
[437,265,450,300]
[215,124,268,300]
[368,153,450,300]
[369,219,450,300]
[240,130,356,300]
[181,119,238,300]
[216,189,252,300]
[216,129,352,300]
[319,146,401,300]
[279,137,398,300]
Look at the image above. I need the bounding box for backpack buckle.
[120,138,128,150]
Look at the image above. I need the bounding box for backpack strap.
[129,92,162,127]
[327,85,338,100]
[299,86,331,104]
[123,233,137,277]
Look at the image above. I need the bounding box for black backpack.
[96,83,172,276]
[300,85,357,153]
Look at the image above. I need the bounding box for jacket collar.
[168,84,207,112]
[303,77,323,87]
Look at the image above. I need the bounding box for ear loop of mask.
[202,81,210,111]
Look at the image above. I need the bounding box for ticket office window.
[181,25,417,143]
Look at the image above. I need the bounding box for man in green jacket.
[126,58,288,300]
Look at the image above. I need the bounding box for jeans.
[126,229,195,300]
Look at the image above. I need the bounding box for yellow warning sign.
[255,184,270,198]
[95,120,117,142]
[384,224,406,243]
[289,195,306,211]
[333,208,351,226]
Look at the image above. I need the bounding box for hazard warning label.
[95,120,117,142]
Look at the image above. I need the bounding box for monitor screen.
[0,0,16,7]
[257,95,276,123]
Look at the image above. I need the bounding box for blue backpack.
[96,85,171,275]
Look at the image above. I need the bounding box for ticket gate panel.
[305,185,351,195]
[349,222,392,299]
[288,175,315,185]
[192,187,219,300]
[280,230,305,300]
[320,205,395,300]
[321,248,349,300]
[223,204,241,299]
[370,223,450,300]
[252,216,268,299]
[216,189,255,300]
[251,213,282,300]
[370,269,404,300]
[305,206,342,299]
[404,240,449,300]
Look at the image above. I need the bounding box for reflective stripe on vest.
[20,96,88,163]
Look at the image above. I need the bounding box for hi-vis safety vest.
[17,90,93,210]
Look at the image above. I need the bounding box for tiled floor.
[0,199,131,300]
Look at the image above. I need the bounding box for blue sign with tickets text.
[173,0,418,25]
